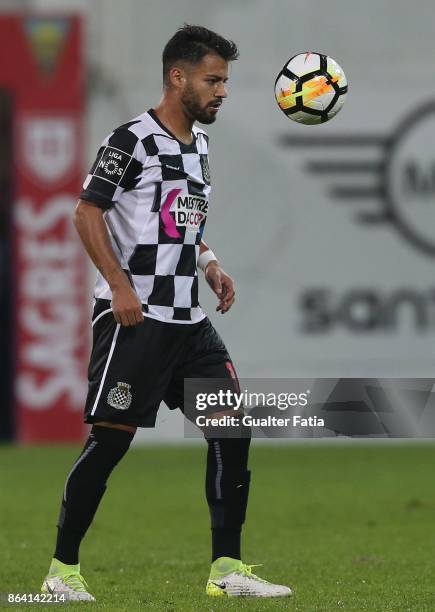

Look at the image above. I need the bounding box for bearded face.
[179,53,229,125]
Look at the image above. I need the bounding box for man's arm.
[199,239,213,256]
[73,200,144,326]
[199,239,235,314]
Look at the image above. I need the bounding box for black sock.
[206,437,251,563]
[54,425,134,565]
[212,528,241,562]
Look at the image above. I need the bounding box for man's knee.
[93,421,137,434]
[206,437,251,528]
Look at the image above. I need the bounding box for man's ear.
[168,65,186,89]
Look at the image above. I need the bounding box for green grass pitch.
[2,442,435,611]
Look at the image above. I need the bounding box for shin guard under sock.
[54,425,134,564]
[206,437,251,562]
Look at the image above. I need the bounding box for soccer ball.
[274,52,348,125]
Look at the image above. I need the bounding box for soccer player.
[41,25,291,600]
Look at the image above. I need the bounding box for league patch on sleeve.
[92,146,133,185]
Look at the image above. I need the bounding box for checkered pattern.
[107,382,132,410]
[80,110,211,323]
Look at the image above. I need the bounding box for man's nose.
[217,82,228,98]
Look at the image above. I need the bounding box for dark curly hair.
[162,24,239,84]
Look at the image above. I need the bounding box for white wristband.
[197,249,218,272]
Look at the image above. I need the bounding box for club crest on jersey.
[107,382,132,410]
[200,155,211,184]
[175,195,208,231]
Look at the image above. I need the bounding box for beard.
[181,84,218,125]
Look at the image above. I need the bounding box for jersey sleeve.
[80,126,143,210]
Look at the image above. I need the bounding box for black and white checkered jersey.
[80,109,212,324]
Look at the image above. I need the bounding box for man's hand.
[205,261,235,314]
[111,282,144,326]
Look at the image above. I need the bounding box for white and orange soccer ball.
[274,52,348,125]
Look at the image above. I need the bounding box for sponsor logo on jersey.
[107,382,132,410]
[94,146,132,185]
[175,195,208,231]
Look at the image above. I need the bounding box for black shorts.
[84,299,239,427]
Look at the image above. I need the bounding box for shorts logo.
[107,382,132,410]
[94,146,132,186]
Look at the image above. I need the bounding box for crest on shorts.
[107,382,132,410]
[200,154,210,184]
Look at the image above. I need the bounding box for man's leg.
[42,422,135,600]
[42,304,181,599]
[205,436,251,562]
[169,319,253,563]
[204,427,291,597]
[168,317,292,597]
[204,433,291,597]
[54,422,135,564]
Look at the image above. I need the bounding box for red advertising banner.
[0,15,88,441]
